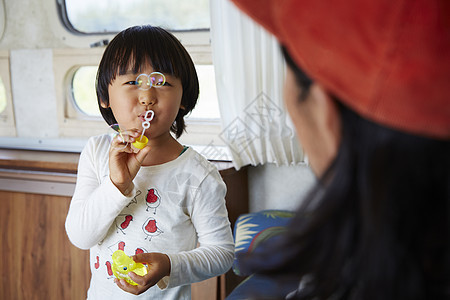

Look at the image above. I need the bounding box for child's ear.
[179,105,186,110]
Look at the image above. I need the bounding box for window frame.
[45,0,211,49]
[53,48,109,139]
[56,0,210,35]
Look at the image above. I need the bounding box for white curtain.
[210,0,304,170]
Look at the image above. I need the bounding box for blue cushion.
[233,210,295,276]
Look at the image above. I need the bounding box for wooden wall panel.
[0,191,90,300]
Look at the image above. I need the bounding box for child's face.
[105,65,183,140]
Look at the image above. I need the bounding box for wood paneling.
[0,191,90,300]
[0,149,79,173]
[191,276,219,300]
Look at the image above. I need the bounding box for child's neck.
[140,133,184,167]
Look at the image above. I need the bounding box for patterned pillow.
[233,210,295,276]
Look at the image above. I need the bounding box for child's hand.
[114,252,171,295]
[109,130,151,195]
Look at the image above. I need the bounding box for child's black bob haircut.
[96,25,199,138]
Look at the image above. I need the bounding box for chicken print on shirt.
[142,217,163,240]
[145,188,161,214]
[115,214,133,234]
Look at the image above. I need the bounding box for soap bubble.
[136,72,166,90]
[109,123,129,150]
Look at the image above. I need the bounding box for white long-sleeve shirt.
[65,134,234,300]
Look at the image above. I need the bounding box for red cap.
[232,0,450,139]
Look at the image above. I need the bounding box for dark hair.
[96,25,199,138]
[281,46,313,101]
[238,48,450,299]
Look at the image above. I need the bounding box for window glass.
[64,0,210,33]
[72,66,99,116]
[189,65,220,120]
[71,65,220,120]
[0,76,6,114]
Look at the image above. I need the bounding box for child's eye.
[152,81,168,87]
[125,80,138,86]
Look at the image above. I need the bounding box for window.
[71,66,99,116]
[49,0,210,48]
[188,65,220,120]
[62,0,210,34]
[53,48,107,139]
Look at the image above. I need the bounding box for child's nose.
[139,89,156,106]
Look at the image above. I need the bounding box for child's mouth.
[138,111,155,122]
[139,114,153,122]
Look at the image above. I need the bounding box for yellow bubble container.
[131,136,148,150]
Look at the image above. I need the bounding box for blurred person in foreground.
[230,0,450,299]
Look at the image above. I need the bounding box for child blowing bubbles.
[65,25,234,299]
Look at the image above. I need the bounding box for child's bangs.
[114,38,180,78]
